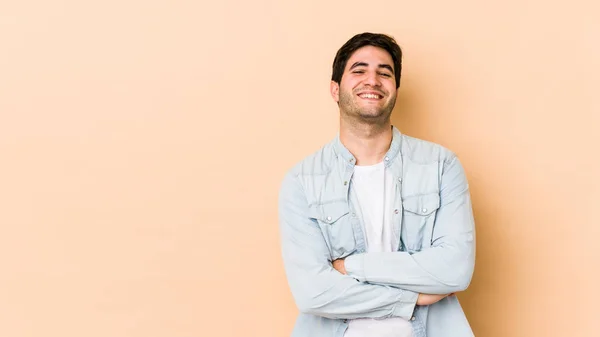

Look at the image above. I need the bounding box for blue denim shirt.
[278,127,476,337]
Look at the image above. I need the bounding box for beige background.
[1,1,598,336]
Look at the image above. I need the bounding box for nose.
[364,70,381,87]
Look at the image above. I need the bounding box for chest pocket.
[402,194,440,252]
[309,201,356,260]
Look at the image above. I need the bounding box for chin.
[358,110,385,119]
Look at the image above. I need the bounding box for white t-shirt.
[344,162,413,337]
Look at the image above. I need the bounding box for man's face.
[331,46,397,123]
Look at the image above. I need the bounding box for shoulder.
[283,140,338,180]
[400,133,457,165]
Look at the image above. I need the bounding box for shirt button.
[398,177,402,182]
[384,156,390,161]
[343,319,348,323]
[343,181,348,186]
[422,208,427,213]
[410,316,416,321]
[326,216,332,222]
[394,209,399,214]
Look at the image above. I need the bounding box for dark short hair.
[331,32,403,89]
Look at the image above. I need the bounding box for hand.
[416,293,455,306]
[332,259,346,275]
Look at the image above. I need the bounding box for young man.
[278,32,476,337]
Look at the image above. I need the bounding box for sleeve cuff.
[393,290,418,320]
[344,253,366,282]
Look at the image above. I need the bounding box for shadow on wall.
[390,86,515,336]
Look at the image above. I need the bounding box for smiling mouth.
[357,93,383,99]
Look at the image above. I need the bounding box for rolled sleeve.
[393,290,419,320]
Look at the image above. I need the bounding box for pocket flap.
[403,194,440,215]
[309,202,349,224]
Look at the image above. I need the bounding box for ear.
[330,81,340,103]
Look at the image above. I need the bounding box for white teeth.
[360,93,380,99]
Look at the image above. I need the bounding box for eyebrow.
[349,62,394,74]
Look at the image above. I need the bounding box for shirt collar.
[333,125,403,169]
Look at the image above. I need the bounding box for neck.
[340,118,393,166]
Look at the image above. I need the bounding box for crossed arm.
[278,156,475,320]
[332,260,453,306]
